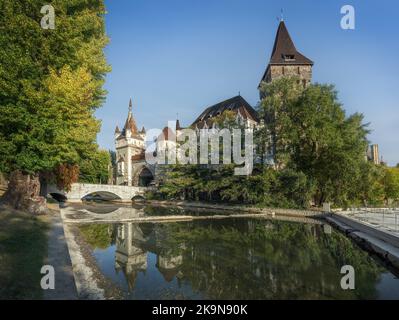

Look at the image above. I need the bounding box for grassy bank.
[0,206,49,299]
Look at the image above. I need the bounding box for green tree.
[78,224,113,250]
[258,78,370,206]
[353,162,385,207]
[384,167,399,202]
[257,77,303,168]
[109,150,116,167]
[0,1,110,210]
[79,149,111,184]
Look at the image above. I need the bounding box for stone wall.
[65,183,148,201]
[268,65,312,85]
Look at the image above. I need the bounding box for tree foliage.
[158,165,313,208]
[258,78,370,206]
[384,167,399,202]
[0,0,110,190]
[79,149,110,184]
[54,163,79,192]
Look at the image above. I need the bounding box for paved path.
[345,210,399,235]
[43,210,78,300]
[326,214,399,270]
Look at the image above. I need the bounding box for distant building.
[367,144,380,165]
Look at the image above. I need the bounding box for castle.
[113,20,315,186]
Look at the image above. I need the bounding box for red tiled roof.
[158,126,176,142]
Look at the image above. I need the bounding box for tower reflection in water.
[79,218,399,300]
[113,222,184,292]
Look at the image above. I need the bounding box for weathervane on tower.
[277,9,284,22]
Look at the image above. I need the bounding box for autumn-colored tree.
[54,164,80,192]
[0,1,110,212]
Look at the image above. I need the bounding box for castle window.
[283,54,295,61]
[117,161,125,176]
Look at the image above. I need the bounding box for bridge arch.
[47,183,149,202]
[132,194,146,202]
[81,191,123,201]
[49,192,68,202]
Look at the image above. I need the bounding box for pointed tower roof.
[176,119,182,130]
[123,98,138,135]
[115,125,120,134]
[269,21,313,65]
[158,126,176,142]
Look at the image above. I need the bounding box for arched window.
[117,158,125,176]
[138,168,154,187]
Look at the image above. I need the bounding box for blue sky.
[96,0,399,166]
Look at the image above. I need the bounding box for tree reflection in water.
[78,218,395,300]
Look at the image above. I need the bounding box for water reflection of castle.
[108,218,339,298]
[114,223,183,291]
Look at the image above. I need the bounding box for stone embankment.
[44,203,78,300]
[147,200,324,216]
[61,200,326,224]
[326,213,399,270]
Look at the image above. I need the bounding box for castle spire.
[123,97,138,134]
[176,119,181,131]
[258,20,313,88]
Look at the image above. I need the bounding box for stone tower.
[259,20,313,97]
[114,99,146,186]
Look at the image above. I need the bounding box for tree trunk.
[2,170,47,215]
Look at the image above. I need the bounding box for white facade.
[114,100,154,186]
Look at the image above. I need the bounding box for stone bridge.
[47,183,150,202]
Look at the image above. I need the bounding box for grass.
[0,205,49,300]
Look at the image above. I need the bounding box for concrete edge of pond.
[44,210,78,300]
[62,223,106,300]
[325,214,399,270]
[61,204,327,225]
[144,200,322,217]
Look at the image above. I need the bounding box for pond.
[76,208,399,300]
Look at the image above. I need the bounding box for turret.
[259,20,313,97]
[114,125,121,138]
